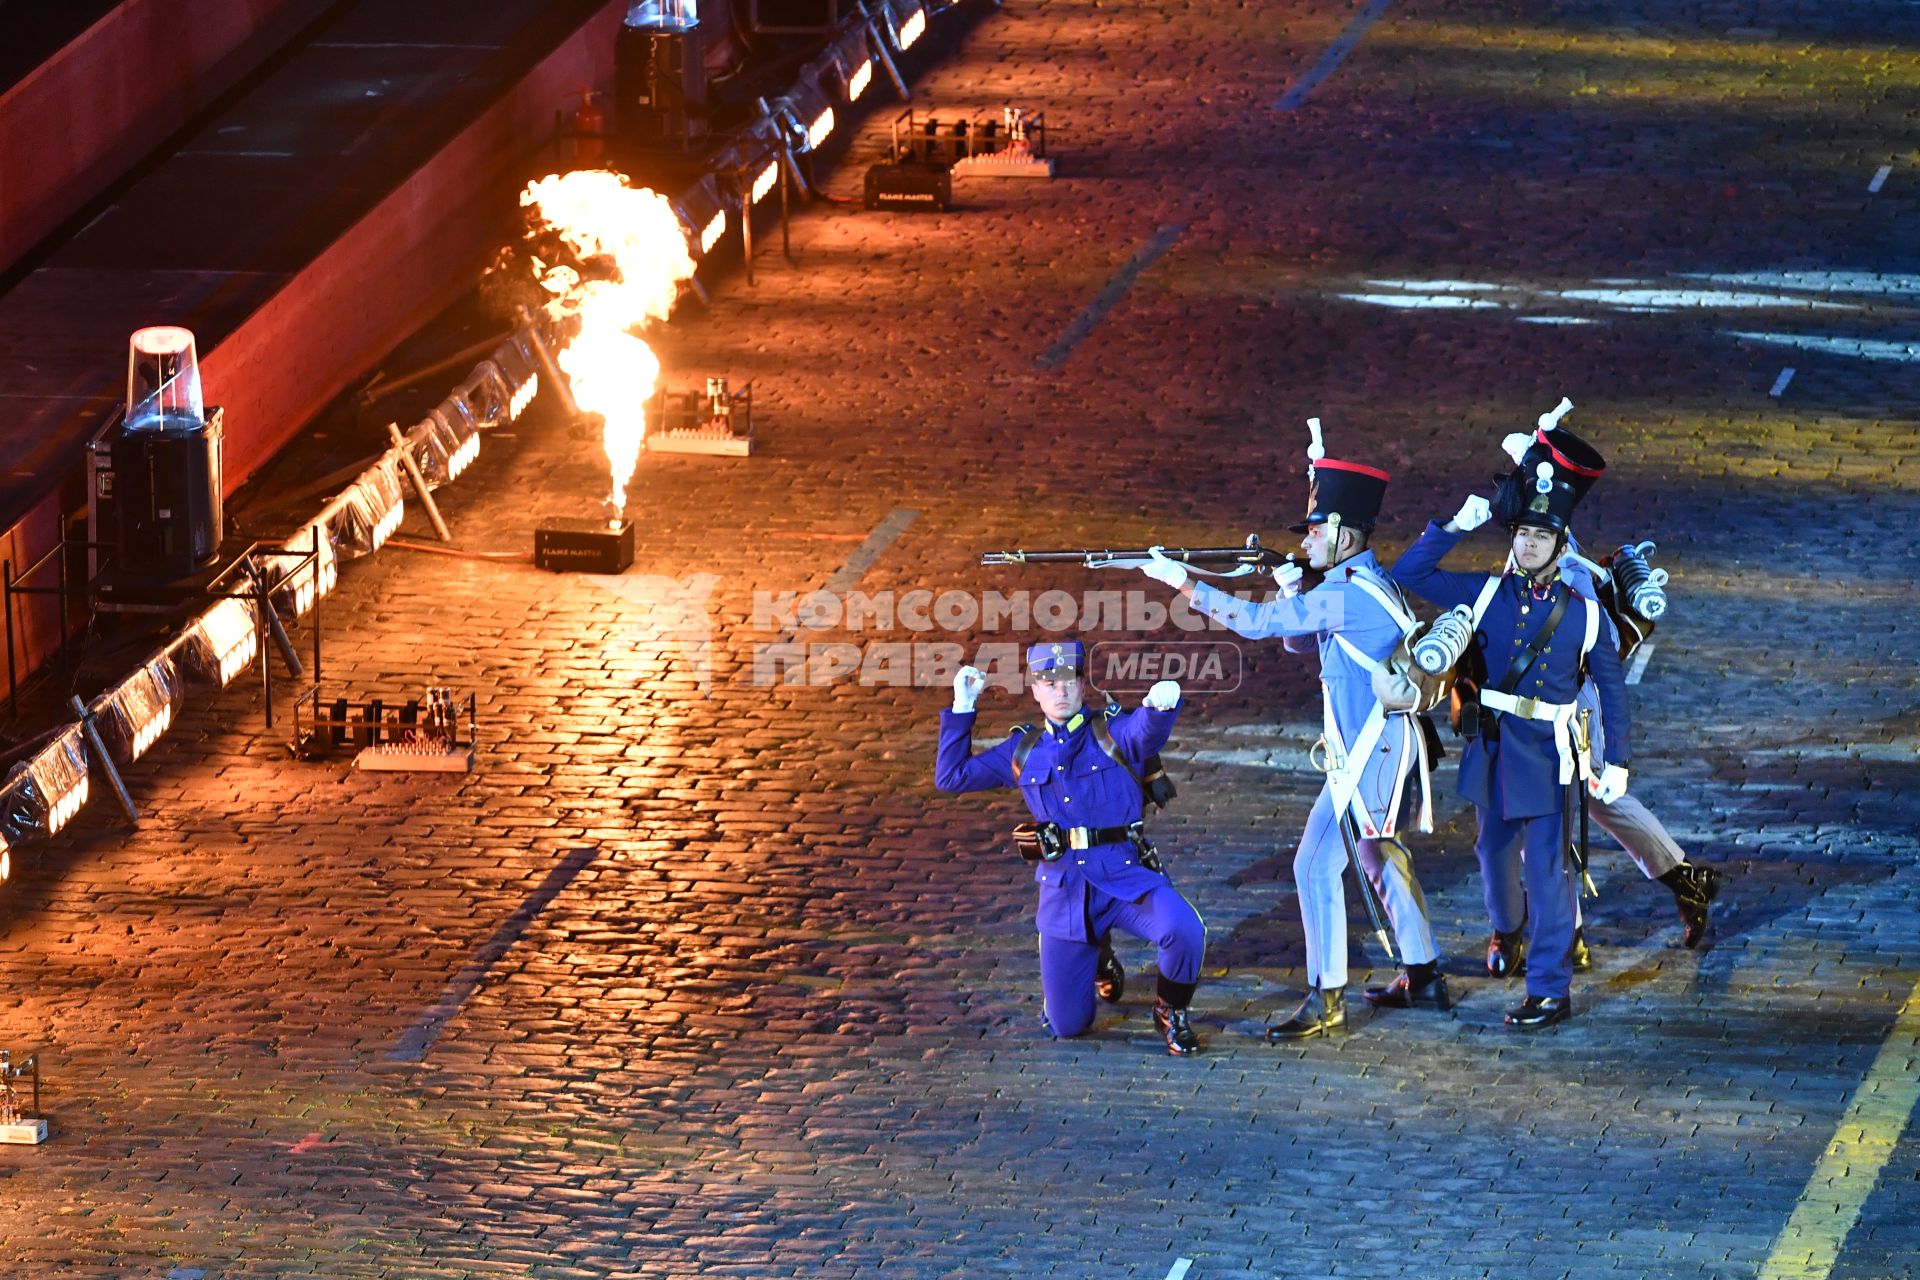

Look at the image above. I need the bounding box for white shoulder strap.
[1469,575,1501,627]
[1344,567,1416,636]
[1333,633,1383,673]
[1582,595,1599,657]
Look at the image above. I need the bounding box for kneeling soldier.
[934,640,1208,1055]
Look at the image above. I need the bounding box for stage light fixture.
[830,26,875,101]
[672,176,733,259]
[330,457,405,554]
[486,336,542,423]
[21,730,90,838]
[772,81,836,155]
[192,598,260,687]
[452,362,513,432]
[451,428,480,477]
[281,520,338,617]
[807,105,836,151]
[102,657,183,763]
[752,159,779,203]
[428,400,481,480]
[889,0,926,50]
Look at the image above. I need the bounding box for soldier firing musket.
[1129,417,1452,1040]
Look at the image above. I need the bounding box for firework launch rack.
[0,1050,45,1145]
[888,108,1053,178]
[289,686,476,773]
[643,378,755,457]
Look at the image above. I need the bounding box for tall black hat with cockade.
[1492,397,1606,529]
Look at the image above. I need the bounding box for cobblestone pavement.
[5,1,1920,1276]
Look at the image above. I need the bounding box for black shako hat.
[1288,416,1390,534]
[1492,397,1606,529]
[1289,458,1391,534]
[1506,461,1580,534]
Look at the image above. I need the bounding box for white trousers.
[1295,782,1438,989]
[1577,682,1688,880]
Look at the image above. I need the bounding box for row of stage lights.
[663,0,958,271]
[0,0,965,866]
[0,325,549,863]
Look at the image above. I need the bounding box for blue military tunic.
[935,704,1177,942]
[1186,549,1420,835]
[1392,522,1631,819]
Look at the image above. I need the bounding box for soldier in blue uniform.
[1392,466,1632,1029]
[1492,408,1725,954]
[1140,423,1446,1040]
[934,641,1208,1056]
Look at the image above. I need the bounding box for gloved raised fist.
[1142,679,1182,711]
[1500,432,1533,465]
[1274,559,1305,598]
[1452,494,1492,532]
[1141,546,1189,591]
[952,665,987,713]
[1590,763,1629,804]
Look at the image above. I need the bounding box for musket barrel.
[980,545,1281,568]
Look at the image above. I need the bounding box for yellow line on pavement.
[1758,975,1920,1280]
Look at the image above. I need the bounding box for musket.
[981,535,1292,579]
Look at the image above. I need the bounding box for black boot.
[1094,938,1126,1004]
[1486,928,1527,978]
[1571,927,1591,972]
[1153,1000,1201,1056]
[1267,986,1346,1041]
[1504,994,1573,1029]
[1363,960,1453,1011]
[1659,863,1724,949]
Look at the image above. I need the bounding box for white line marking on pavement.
[388,846,597,1062]
[1274,0,1394,110]
[1757,976,1920,1280]
[1165,1261,1194,1280]
[1769,366,1796,398]
[1625,642,1655,685]
[822,509,919,594]
[1035,224,1186,369]
[1869,164,1891,193]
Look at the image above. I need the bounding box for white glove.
[1452,494,1492,532]
[1274,559,1304,597]
[1143,680,1181,711]
[1590,764,1628,804]
[1141,546,1188,591]
[1500,432,1533,465]
[952,665,986,713]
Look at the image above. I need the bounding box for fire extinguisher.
[570,89,606,166]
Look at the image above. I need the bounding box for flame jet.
[520,170,697,519]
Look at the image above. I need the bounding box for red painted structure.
[0,0,336,277]
[1,0,627,687]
